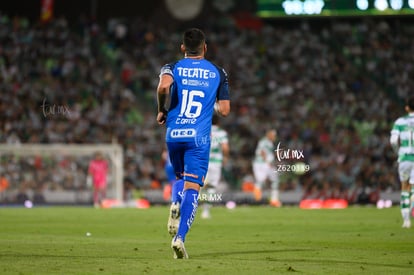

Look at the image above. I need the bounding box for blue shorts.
[166,141,210,186]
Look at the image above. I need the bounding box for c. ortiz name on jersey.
[175,117,197,124]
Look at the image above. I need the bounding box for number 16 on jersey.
[179,89,205,118]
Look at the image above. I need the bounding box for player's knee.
[184,181,201,191]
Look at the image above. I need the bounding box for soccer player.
[88,152,109,208]
[156,28,230,259]
[201,114,229,219]
[390,96,414,228]
[252,129,281,207]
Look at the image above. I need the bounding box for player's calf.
[167,202,180,237]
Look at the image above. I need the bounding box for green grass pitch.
[0,205,413,274]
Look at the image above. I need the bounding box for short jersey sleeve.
[159,63,174,78]
[216,67,230,101]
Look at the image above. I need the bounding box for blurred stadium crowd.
[0,9,413,204]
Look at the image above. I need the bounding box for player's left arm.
[105,159,110,175]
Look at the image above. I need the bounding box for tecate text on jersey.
[177,67,216,79]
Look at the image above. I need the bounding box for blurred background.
[1,0,413,207]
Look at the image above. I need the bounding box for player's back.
[392,114,414,160]
[163,58,226,144]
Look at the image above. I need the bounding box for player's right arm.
[215,100,230,117]
[390,133,399,153]
[156,66,174,125]
[214,67,230,117]
[260,149,267,163]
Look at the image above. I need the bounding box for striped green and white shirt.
[391,113,414,162]
[209,125,228,164]
[254,137,275,164]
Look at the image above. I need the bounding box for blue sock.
[177,189,199,242]
[171,179,184,204]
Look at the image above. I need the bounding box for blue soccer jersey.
[161,58,229,143]
[160,58,229,185]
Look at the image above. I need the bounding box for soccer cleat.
[253,187,262,202]
[402,220,411,228]
[270,200,282,207]
[201,209,211,219]
[171,236,188,259]
[167,202,180,237]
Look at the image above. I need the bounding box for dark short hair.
[406,96,414,111]
[183,28,205,55]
